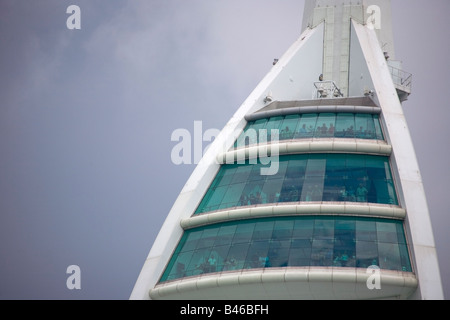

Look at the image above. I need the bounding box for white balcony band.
[181,203,405,230]
[149,267,418,300]
[244,99,381,122]
[217,139,392,164]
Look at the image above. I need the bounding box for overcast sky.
[0,0,449,300]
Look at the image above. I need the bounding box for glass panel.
[230,165,253,184]
[165,251,193,280]
[355,182,369,203]
[313,218,335,239]
[334,219,356,267]
[373,115,384,140]
[272,220,294,240]
[242,181,266,205]
[311,239,334,266]
[219,182,246,209]
[245,240,271,268]
[212,245,230,272]
[289,239,312,266]
[252,220,275,241]
[280,114,300,140]
[265,116,283,142]
[377,221,398,243]
[335,113,355,138]
[356,241,378,268]
[396,223,407,244]
[301,158,326,201]
[253,118,269,130]
[181,230,203,251]
[160,217,411,282]
[292,219,314,239]
[232,223,254,244]
[226,243,249,270]
[261,161,287,203]
[314,113,336,138]
[324,155,347,201]
[216,166,237,186]
[268,239,291,267]
[296,113,317,138]
[235,123,254,148]
[399,244,412,272]
[186,248,212,276]
[197,185,228,213]
[195,154,398,214]
[355,114,374,139]
[214,225,237,246]
[237,113,384,145]
[280,158,307,202]
[356,220,377,242]
[196,228,219,249]
[235,119,268,148]
[378,242,401,270]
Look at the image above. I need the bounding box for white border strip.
[150,267,417,300]
[217,139,392,164]
[181,203,405,230]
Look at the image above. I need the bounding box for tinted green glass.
[235,119,267,147]
[336,113,355,138]
[373,115,384,140]
[280,114,301,140]
[195,154,398,214]
[297,113,317,138]
[315,113,336,138]
[160,217,412,282]
[235,113,384,146]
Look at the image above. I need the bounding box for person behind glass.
[224,256,237,271]
[356,182,368,202]
[334,252,349,267]
[317,123,327,137]
[305,184,321,201]
[297,124,307,138]
[356,126,365,138]
[346,125,354,137]
[338,186,348,201]
[282,126,290,140]
[255,192,262,204]
[249,193,256,204]
[328,123,335,137]
[307,125,314,137]
[207,253,217,272]
[239,194,249,206]
[176,262,186,278]
[259,255,271,268]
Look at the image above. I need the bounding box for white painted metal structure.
[130,0,443,300]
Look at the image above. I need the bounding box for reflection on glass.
[235,113,384,147]
[160,216,412,282]
[195,154,398,214]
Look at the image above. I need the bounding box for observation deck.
[151,98,417,300]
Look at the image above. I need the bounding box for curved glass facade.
[235,113,384,147]
[159,216,412,282]
[195,154,397,214]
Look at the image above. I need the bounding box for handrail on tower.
[314,80,344,99]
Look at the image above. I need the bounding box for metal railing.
[388,65,412,93]
[313,80,344,99]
